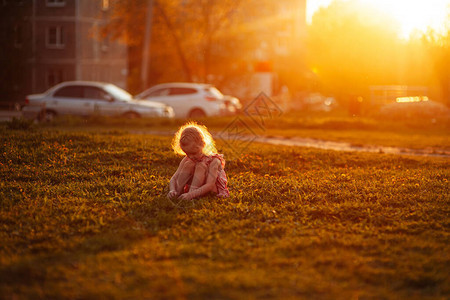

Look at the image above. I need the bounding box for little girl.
[167,122,230,201]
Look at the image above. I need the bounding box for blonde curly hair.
[171,121,217,156]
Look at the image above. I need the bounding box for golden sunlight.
[308,0,449,39]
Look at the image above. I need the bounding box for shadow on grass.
[0,192,204,288]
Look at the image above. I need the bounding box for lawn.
[24,110,450,152]
[0,121,449,299]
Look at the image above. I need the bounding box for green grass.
[0,123,449,299]
[28,111,450,152]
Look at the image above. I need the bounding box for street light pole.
[142,0,154,91]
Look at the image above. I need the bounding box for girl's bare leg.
[175,159,195,195]
[189,162,218,194]
[189,161,207,190]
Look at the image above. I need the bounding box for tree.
[306,0,450,106]
[102,0,275,93]
[307,0,402,100]
[418,28,450,105]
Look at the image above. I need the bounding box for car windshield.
[104,84,132,101]
[206,86,224,99]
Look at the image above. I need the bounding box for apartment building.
[0,0,127,109]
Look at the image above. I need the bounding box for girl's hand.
[167,190,178,199]
[178,193,192,201]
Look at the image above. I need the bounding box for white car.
[135,82,240,118]
[378,98,449,120]
[22,81,174,121]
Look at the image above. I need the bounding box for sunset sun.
[360,0,449,38]
[308,0,449,39]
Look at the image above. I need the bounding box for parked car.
[22,81,174,121]
[135,82,241,118]
[223,95,242,113]
[302,93,338,112]
[378,98,449,120]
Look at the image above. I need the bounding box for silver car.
[22,81,174,121]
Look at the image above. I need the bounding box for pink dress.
[202,154,230,197]
[185,154,230,197]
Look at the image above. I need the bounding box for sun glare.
[360,0,449,38]
[307,0,449,39]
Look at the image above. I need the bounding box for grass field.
[23,110,449,152]
[0,118,449,299]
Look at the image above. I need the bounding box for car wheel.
[39,110,57,122]
[188,108,206,118]
[123,111,140,119]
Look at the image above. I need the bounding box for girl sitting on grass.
[167,122,229,201]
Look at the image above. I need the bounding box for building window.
[46,26,65,49]
[102,0,109,11]
[46,0,65,7]
[47,69,63,88]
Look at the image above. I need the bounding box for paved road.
[249,135,450,158]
